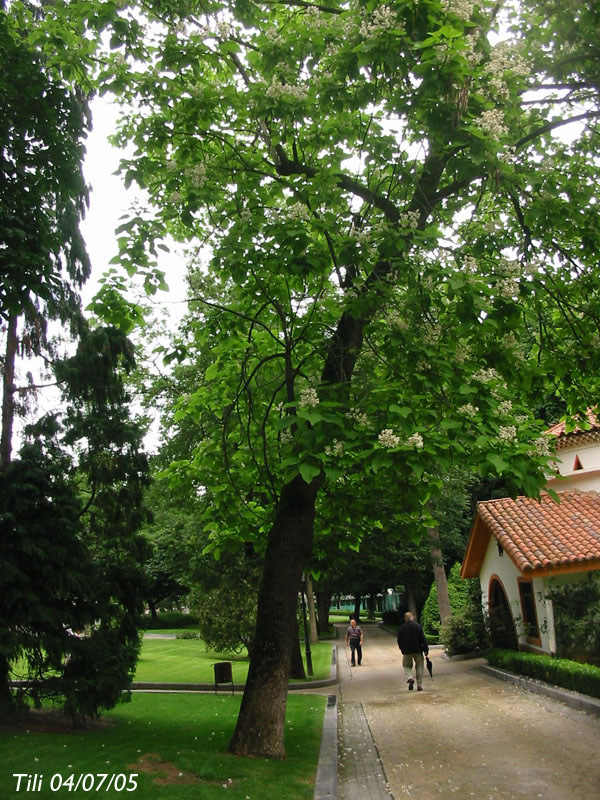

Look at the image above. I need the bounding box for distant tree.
[0,325,150,720]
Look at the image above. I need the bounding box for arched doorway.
[488,577,518,650]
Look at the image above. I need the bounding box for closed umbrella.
[426,655,433,680]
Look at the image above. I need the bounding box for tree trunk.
[289,619,306,680]
[305,574,319,644]
[316,588,331,635]
[428,526,452,622]
[228,474,317,758]
[366,594,376,619]
[1,314,18,470]
[353,594,362,621]
[405,579,419,619]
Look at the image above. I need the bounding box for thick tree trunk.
[228,474,317,758]
[305,574,319,644]
[1,314,18,470]
[428,527,452,622]
[316,588,331,635]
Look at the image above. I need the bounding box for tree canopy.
[10,0,600,756]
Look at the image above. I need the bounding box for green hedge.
[486,649,600,700]
[144,611,199,629]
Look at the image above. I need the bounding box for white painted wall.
[478,537,555,653]
[547,438,600,492]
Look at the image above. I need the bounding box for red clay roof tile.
[477,490,600,573]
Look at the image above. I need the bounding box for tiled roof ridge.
[477,490,600,574]
[546,409,600,439]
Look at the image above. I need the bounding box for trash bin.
[213,661,234,695]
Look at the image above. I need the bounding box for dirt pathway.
[337,623,600,800]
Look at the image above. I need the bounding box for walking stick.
[343,642,353,679]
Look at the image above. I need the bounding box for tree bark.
[305,574,319,644]
[289,619,306,680]
[316,588,332,635]
[428,527,452,622]
[353,594,362,621]
[1,314,18,471]
[228,474,317,758]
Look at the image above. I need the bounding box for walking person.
[345,617,364,666]
[397,611,429,691]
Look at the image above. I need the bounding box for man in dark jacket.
[397,611,429,691]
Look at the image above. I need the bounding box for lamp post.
[300,574,313,676]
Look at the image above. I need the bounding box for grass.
[1,692,326,799]
[134,638,334,684]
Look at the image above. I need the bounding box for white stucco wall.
[547,438,600,492]
[478,536,556,654]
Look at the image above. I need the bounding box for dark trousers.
[349,639,362,665]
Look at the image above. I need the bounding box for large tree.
[19,0,600,756]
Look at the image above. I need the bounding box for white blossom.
[299,387,319,408]
[378,428,400,448]
[498,425,518,443]
[398,210,420,229]
[266,78,308,102]
[346,408,369,427]
[324,439,345,457]
[497,400,513,415]
[528,435,552,458]
[186,163,207,188]
[476,109,509,140]
[440,0,475,22]
[473,367,500,383]
[407,432,424,449]
[458,403,479,417]
[280,429,294,445]
[360,5,401,38]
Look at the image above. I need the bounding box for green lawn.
[1,693,326,799]
[135,638,334,684]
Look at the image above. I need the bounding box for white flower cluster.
[399,210,420,229]
[299,387,319,408]
[265,27,284,46]
[280,429,294,445]
[266,78,308,102]
[498,425,517,443]
[325,439,345,457]
[360,5,401,39]
[484,42,530,98]
[458,403,479,417]
[304,7,330,31]
[495,277,520,299]
[462,255,479,274]
[440,0,475,21]
[378,429,400,448]
[497,400,513,415]
[346,408,369,427]
[287,202,312,222]
[186,163,207,188]
[239,208,252,222]
[407,432,424,449]
[528,435,552,458]
[473,367,500,383]
[462,34,482,67]
[476,109,509,141]
[169,190,183,204]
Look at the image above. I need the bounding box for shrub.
[422,563,478,638]
[486,648,600,699]
[547,574,600,666]
[145,611,199,629]
[440,602,489,656]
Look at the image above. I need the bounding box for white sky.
[80,95,189,318]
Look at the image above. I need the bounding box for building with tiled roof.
[461,414,600,655]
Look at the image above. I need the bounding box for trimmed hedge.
[486,648,600,700]
[144,611,199,629]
